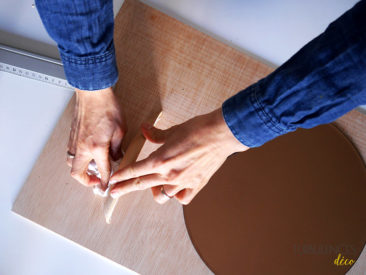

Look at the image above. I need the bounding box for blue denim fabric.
[35,0,118,90]
[36,0,366,147]
[223,0,366,147]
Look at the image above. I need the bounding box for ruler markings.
[0,61,72,89]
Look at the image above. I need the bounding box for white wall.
[0,0,359,65]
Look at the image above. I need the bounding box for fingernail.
[158,196,170,204]
[109,179,118,185]
[110,191,119,199]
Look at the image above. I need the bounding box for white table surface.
[0,0,361,274]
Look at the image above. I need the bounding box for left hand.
[109,108,249,205]
[67,87,126,189]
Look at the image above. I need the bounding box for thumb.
[141,123,169,144]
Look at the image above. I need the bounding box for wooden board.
[12,0,366,274]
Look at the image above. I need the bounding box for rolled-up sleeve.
[35,0,118,90]
[222,0,366,148]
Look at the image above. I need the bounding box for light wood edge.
[104,110,162,224]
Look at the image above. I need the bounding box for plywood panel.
[333,110,366,164]
[12,0,366,274]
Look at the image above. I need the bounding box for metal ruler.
[0,43,73,90]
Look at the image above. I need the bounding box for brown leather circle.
[183,125,366,275]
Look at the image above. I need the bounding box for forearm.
[35,0,118,90]
[223,0,366,147]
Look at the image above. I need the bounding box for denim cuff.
[60,43,118,91]
[222,84,290,148]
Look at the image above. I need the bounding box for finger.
[71,153,100,186]
[67,105,79,165]
[66,154,73,167]
[67,123,77,153]
[141,123,169,144]
[110,128,124,161]
[110,174,166,198]
[175,188,200,205]
[93,147,111,188]
[163,184,183,197]
[151,186,170,204]
[109,157,156,183]
[67,129,77,167]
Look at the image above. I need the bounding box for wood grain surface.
[12,0,366,274]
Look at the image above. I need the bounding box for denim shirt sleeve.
[223,0,366,148]
[35,0,118,91]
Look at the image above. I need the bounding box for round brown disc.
[183,125,366,275]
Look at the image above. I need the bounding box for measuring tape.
[0,61,72,89]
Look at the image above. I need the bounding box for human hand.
[109,108,249,204]
[67,87,126,189]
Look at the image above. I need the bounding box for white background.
[0,0,362,274]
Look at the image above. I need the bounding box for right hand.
[109,108,248,204]
[67,87,126,189]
